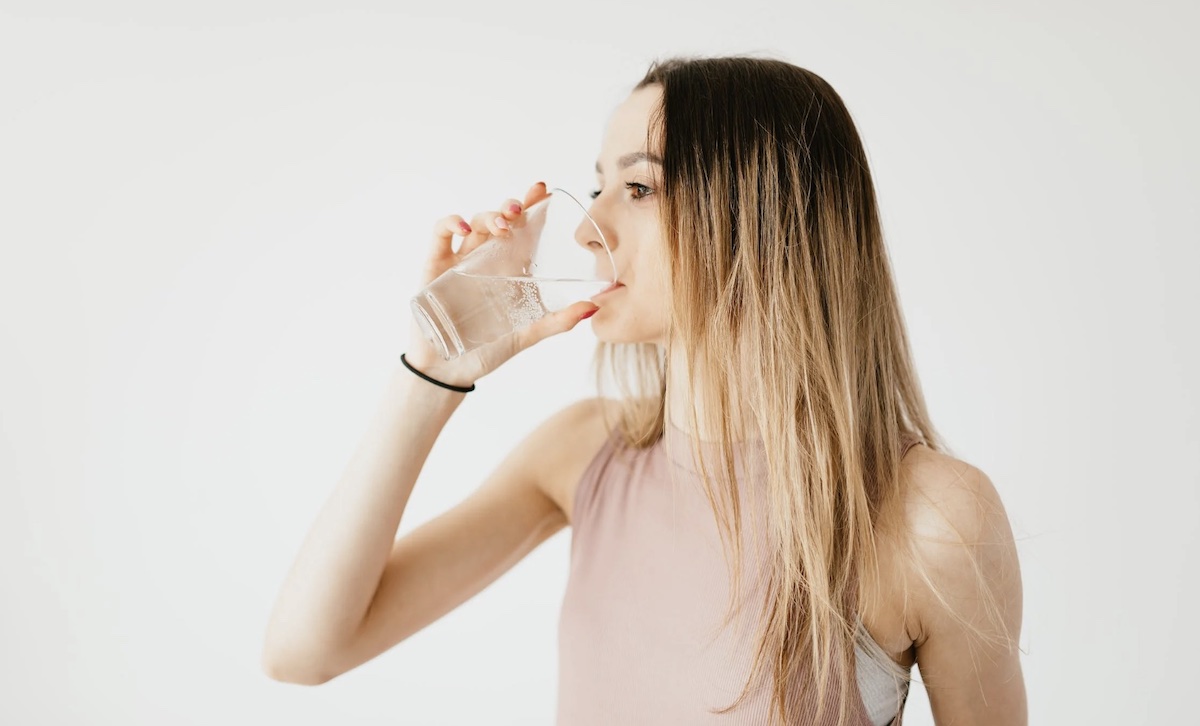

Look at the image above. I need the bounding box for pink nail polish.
[508,204,521,214]
[580,308,598,320]
[495,216,509,230]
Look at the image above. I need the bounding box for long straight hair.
[592,56,1011,725]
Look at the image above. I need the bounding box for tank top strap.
[900,431,924,459]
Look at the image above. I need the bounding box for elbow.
[260,648,335,686]
[262,664,332,686]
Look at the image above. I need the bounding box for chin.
[588,316,664,346]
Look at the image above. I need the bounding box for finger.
[514,301,599,351]
[458,212,495,256]
[498,198,523,222]
[431,215,471,260]
[523,181,550,210]
[460,210,510,254]
[459,210,507,258]
[496,197,529,232]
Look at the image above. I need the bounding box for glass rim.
[543,185,617,285]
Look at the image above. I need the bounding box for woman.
[262,55,1027,725]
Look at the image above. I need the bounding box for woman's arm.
[907,459,1028,725]
[260,365,469,683]
[306,397,604,684]
[261,366,599,685]
[261,185,597,685]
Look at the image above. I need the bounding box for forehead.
[599,84,662,159]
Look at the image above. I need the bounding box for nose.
[574,212,619,282]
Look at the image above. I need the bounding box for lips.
[590,281,625,302]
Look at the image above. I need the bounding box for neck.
[664,343,758,443]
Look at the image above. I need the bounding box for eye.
[589,182,655,200]
[624,181,653,200]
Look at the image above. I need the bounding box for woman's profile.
[262,55,1027,726]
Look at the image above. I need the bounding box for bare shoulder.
[895,444,1019,623]
[898,445,1018,587]
[895,444,1026,719]
[521,396,622,525]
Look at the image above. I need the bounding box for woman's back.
[557,414,922,725]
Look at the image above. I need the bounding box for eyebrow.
[595,152,664,174]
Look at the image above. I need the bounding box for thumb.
[514,301,600,351]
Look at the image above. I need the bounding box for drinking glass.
[410,187,617,361]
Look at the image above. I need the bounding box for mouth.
[590,281,625,301]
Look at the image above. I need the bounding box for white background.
[2,1,1197,724]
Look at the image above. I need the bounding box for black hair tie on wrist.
[400,353,476,393]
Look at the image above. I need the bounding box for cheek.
[627,252,669,296]
[642,269,672,311]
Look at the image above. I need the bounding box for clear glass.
[410,187,617,361]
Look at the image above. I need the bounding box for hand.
[405,182,600,388]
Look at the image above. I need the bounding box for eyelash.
[589,181,653,201]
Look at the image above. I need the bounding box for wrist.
[403,351,443,373]
[398,353,476,392]
[391,363,471,405]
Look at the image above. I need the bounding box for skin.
[583,86,759,442]
[577,84,1027,722]
[263,83,1027,725]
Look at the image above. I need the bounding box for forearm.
[262,363,465,671]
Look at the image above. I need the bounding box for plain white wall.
[1,1,1196,724]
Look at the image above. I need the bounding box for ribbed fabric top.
[557,421,923,725]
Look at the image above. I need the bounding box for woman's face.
[581,84,671,346]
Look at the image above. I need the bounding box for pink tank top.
[557,420,923,725]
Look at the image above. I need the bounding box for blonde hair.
[591,55,1015,724]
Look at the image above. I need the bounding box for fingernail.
[580,307,599,320]
[507,204,521,214]
[494,216,509,230]
[459,221,471,233]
